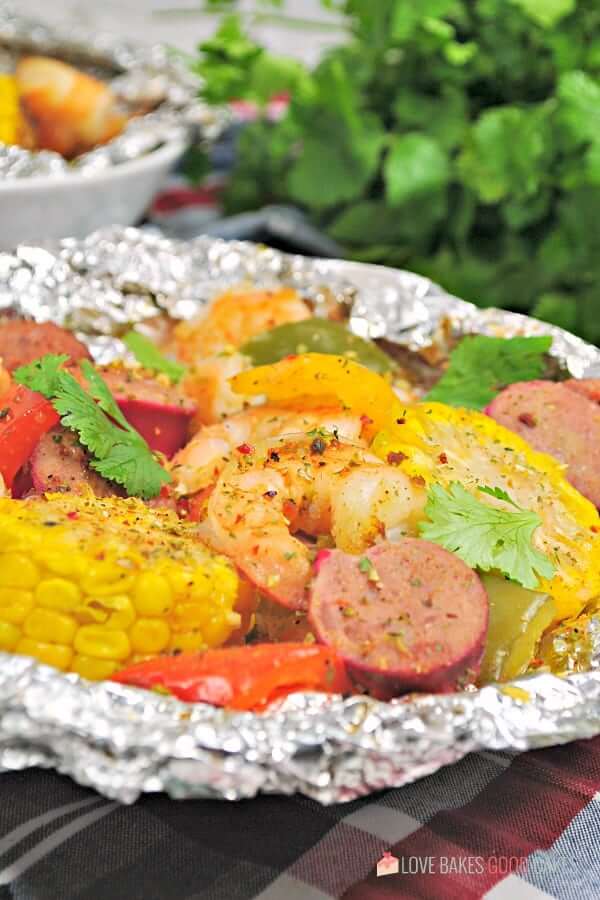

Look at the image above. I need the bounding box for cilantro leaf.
[80,360,135,433]
[14,355,170,500]
[425,335,553,409]
[123,332,186,385]
[13,354,69,395]
[419,482,556,590]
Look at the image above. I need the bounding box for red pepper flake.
[360,414,373,427]
[592,525,599,533]
[518,412,537,428]
[284,354,298,361]
[67,511,79,520]
[314,549,332,574]
[438,452,448,464]
[530,657,544,669]
[411,475,426,487]
[236,443,254,455]
[387,451,407,466]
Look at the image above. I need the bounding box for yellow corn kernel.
[36,579,81,612]
[0,554,40,589]
[133,573,174,616]
[0,589,34,625]
[35,550,86,579]
[0,621,20,651]
[74,625,130,661]
[168,632,207,654]
[16,639,72,671]
[129,619,170,654]
[79,595,136,630]
[81,564,135,598]
[23,609,77,645]
[172,602,212,630]
[203,613,239,648]
[71,655,119,681]
[0,75,19,145]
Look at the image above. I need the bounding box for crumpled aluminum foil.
[1,226,600,805]
[0,5,226,179]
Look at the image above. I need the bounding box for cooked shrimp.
[170,406,365,495]
[16,57,126,158]
[174,287,311,363]
[175,287,312,425]
[181,351,253,429]
[203,434,426,609]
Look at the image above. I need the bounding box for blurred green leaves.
[188,0,600,344]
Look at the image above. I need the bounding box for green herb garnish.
[419,481,555,590]
[123,331,186,384]
[426,335,553,410]
[14,355,170,500]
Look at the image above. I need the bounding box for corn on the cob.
[373,402,600,622]
[0,494,240,679]
[0,75,20,145]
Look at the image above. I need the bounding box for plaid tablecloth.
[1,737,599,899]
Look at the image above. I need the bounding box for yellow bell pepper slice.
[373,401,600,622]
[230,352,403,432]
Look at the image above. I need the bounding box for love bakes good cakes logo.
[376,852,528,877]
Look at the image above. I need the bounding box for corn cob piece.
[0,494,240,679]
[373,402,600,622]
[0,75,20,145]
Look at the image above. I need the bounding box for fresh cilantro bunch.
[191,0,600,344]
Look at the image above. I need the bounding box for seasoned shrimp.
[16,57,126,158]
[170,406,365,495]
[175,287,312,425]
[203,434,426,609]
[174,287,311,363]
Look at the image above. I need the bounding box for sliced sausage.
[564,378,600,405]
[309,540,488,698]
[91,364,196,458]
[486,380,600,507]
[0,319,91,371]
[30,426,119,497]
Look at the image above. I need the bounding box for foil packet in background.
[0,226,599,804]
[0,4,227,179]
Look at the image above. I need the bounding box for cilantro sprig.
[14,355,170,500]
[425,335,553,410]
[123,331,186,384]
[419,481,556,590]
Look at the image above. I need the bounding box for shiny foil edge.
[0,226,600,804]
[0,5,227,179]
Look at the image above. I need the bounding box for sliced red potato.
[82,364,197,458]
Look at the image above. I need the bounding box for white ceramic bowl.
[0,139,186,249]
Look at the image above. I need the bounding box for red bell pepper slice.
[112,643,351,710]
[0,383,59,489]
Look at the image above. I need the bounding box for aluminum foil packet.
[0,226,600,805]
[0,5,226,179]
